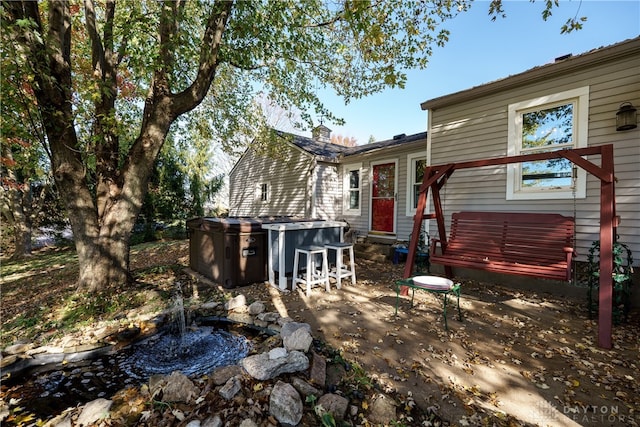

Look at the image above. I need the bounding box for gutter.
[421,37,640,111]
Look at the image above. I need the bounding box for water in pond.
[1,322,254,422]
[121,325,251,379]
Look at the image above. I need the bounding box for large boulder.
[269,381,303,426]
[240,350,309,381]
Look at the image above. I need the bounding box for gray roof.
[276,130,427,160]
[343,131,427,156]
[276,130,345,158]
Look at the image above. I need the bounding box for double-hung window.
[343,163,361,214]
[258,182,269,203]
[507,87,588,200]
[407,153,427,215]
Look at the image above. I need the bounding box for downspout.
[425,109,433,232]
[309,157,317,219]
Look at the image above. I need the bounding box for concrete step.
[354,243,393,262]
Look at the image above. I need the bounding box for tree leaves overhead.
[2,0,587,290]
[219,0,466,120]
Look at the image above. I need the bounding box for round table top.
[412,276,454,291]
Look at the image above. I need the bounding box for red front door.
[371,162,395,233]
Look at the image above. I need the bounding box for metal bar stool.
[292,245,330,296]
[325,242,357,289]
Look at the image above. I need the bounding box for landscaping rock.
[219,376,242,400]
[257,311,279,323]
[202,415,223,427]
[76,398,112,426]
[309,351,327,387]
[368,393,397,425]
[291,376,322,398]
[210,364,244,386]
[241,350,309,381]
[280,321,311,337]
[248,301,265,315]
[4,342,35,355]
[317,393,349,421]
[228,311,254,324]
[155,371,199,403]
[269,381,303,426]
[269,347,287,359]
[282,325,313,352]
[225,295,247,311]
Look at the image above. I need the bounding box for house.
[228,126,428,243]
[420,37,639,280]
[230,36,639,275]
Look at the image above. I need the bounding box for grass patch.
[0,239,190,348]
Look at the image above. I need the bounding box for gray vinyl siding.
[229,145,313,218]
[341,139,427,241]
[426,44,640,264]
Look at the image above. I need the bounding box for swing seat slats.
[430,212,575,281]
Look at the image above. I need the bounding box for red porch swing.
[402,144,617,349]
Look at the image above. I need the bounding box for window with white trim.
[257,182,269,202]
[507,87,588,200]
[406,153,427,215]
[343,163,361,214]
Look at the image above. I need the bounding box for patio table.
[395,275,462,330]
[262,220,347,291]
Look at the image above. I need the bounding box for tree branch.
[170,0,234,117]
[83,0,104,75]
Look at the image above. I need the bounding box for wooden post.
[598,144,615,349]
[400,145,617,348]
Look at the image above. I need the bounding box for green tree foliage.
[1,0,582,290]
[0,30,65,258]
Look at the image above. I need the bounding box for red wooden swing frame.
[403,144,616,349]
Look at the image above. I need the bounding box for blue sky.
[319,0,640,144]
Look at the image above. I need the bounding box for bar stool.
[325,242,357,289]
[292,245,330,297]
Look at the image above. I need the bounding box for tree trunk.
[1,142,33,259]
[6,0,231,291]
[75,227,131,292]
[11,187,33,259]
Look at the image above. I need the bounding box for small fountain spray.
[174,282,188,347]
[116,280,252,380]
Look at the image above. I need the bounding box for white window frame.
[257,181,270,203]
[507,87,589,200]
[343,163,362,215]
[406,152,427,216]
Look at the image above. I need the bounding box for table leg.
[266,229,275,287]
[277,229,287,290]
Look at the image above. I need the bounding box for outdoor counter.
[262,220,347,290]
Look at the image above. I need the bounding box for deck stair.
[354,242,392,262]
